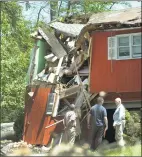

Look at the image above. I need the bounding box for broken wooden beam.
[51,56,58,62]
[58,106,68,115]
[45,119,64,129]
[47,73,55,83]
[74,61,91,109]
[59,85,81,99]
[89,93,98,101]
[38,27,67,58]
[44,53,54,61]
[63,98,72,108]
[55,57,64,76]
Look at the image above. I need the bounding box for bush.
[124,110,141,145]
[13,107,25,141]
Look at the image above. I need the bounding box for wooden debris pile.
[27,22,99,146]
[1,141,50,156]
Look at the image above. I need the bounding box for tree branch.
[36,2,49,27]
[109,2,116,10]
[58,0,62,17]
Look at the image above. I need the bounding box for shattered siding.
[37,40,48,74]
[23,87,64,145]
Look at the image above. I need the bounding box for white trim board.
[92,27,141,33]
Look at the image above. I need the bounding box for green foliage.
[25,1,131,26]
[13,107,25,140]
[49,0,131,22]
[48,143,141,156]
[80,1,131,14]
[124,110,141,145]
[1,2,32,122]
[103,144,141,156]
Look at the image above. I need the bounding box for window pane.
[46,93,55,114]
[119,47,130,57]
[133,35,141,45]
[118,36,129,46]
[132,46,141,57]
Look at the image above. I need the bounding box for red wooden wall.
[90,28,141,99]
[23,86,63,145]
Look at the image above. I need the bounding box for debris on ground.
[1,141,49,156]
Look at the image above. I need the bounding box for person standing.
[87,97,108,150]
[113,98,125,147]
[64,104,77,145]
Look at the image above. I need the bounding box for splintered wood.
[27,22,95,147]
[38,27,67,58]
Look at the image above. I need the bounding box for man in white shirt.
[113,98,125,147]
[64,104,77,145]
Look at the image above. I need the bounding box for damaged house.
[23,7,141,146]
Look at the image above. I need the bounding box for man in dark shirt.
[87,97,108,150]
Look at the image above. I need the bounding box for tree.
[1,2,32,122]
[34,0,131,25]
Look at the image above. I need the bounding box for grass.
[103,144,141,156]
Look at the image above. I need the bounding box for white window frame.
[108,32,141,60]
[117,34,131,60]
[131,33,141,58]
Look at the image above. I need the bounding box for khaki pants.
[65,127,76,145]
[115,120,125,146]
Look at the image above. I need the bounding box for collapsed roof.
[75,7,141,48]
[50,22,85,37]
[88,7,141,25]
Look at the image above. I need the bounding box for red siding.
[23,87,63,145]
[90,28,141,98]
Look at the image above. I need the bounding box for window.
[118,36,130,59]
[108,33,141,60]
[46,93,60,117]
[46,93,55,115]
[132,35,141,58]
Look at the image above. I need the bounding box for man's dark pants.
[90,125,104,150]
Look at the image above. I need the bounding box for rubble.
[26,12,102,147]
[1,141,49,156]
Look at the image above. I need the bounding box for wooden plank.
[45,119,64,129]
[59,85,81,99]
[47,73,55,83]
[55,57,63,76]
[51,56,58,62]
[74,91,84,108]
[44,53,54,60]
[38,27,67,58]
[83,89,91,109]
[58,133,63,145]
[89,93,98,101]
[88,37,92,92]
[63,98,72,108]
[73,61,91,109]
